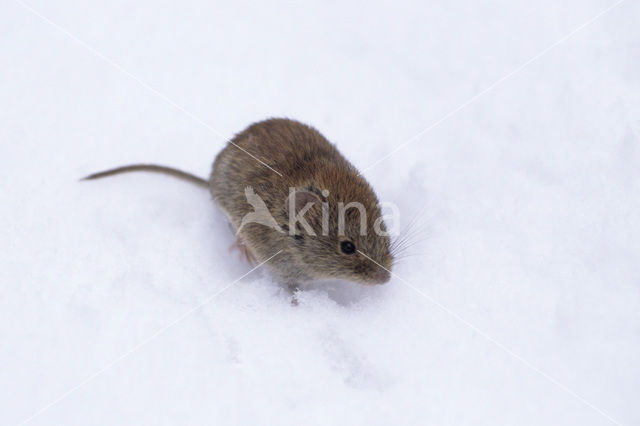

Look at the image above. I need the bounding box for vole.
[84,118,393,291]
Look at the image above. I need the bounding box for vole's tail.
[81,164,209,188]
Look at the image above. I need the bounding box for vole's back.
[210,118,351,229]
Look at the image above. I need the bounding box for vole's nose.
[372,269,391,284]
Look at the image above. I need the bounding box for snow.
[2,0,639,424]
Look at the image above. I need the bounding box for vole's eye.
[340,240,356,255]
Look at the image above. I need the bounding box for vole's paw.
[288,284,300,306]
[229,237,257,265]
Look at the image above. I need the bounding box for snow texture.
[2,0,639,424]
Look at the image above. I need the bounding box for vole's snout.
[359,250,393,285]
[371,269,391,284]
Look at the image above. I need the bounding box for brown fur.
[211,118,393,288]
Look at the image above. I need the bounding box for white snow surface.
[2,0,640,424]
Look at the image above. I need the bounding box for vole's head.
[282,170,394,285]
